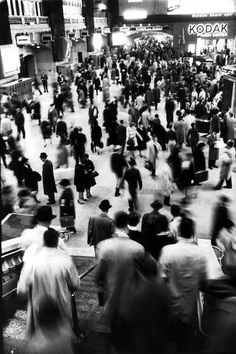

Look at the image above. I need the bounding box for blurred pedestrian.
[47,103,58,133]
[146,134,162,176]
[8,150,25,187]
[214,140,234,189]
[56,140,69,168]
[186,122,199,153]
[123,158,142,211]
[95,223,164,353]
[41,73,48,92]
[17,228,80,337]
[41,120,52,147]
[207,131,219,169]
[159,217,207,353]
[22,157,41,203]
[32,99,41,126]
[0,133,8,168]
[88,102,99,129]
[26,295,76,354]
[56,116,68,141]
[33,74,42,95]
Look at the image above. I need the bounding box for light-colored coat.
[17,247,80,337]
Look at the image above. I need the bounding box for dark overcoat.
[42,159,57,195]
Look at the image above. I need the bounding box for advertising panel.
[167,0,236,15]
[0,45,20,78]
[119,0,167,18]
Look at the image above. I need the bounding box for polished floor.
[1,79,236,255]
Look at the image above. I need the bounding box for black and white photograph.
[1,0,236,353]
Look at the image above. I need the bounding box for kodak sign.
[188,23,228,36]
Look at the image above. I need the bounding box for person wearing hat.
[18,228,80,338]
[141,200,164,238]
[122,158,142,212]
[87,200,115,254]
[40,152,57,205]
[59,179,76,233]
[20,205,67,263]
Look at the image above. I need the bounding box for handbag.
[92,171,99,178]
[127,138,135,148]
[195,170,208,183]
[32,171,41,182]
[144,160,153,171]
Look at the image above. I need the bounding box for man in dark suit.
[141,200,163,237]
[123,158,142,211]
[87,200,115,254]
[40,152,57,204]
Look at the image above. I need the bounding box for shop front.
[173,19,236,58]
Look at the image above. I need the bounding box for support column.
[18,0,22,15]
[7,0,12,15]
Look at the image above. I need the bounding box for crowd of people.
[1,36,236,353]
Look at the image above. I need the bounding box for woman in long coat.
[174,115,187,150]
[59,179,76,232]
[83,154,96,199]
[193,142,206,173]
[91,120,102,153]
[74,159,87,204]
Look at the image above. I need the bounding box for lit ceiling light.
[98,3,106,11]
[128,0,143,2]
[123,9,147,20]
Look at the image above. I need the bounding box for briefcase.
[195,170,208,183]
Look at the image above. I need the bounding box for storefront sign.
[188,23,228,36]
[16,35,31,46]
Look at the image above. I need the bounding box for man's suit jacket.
[87,213,115,246]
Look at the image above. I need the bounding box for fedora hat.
[39,152,47,159]
[35,206,56,222]
[59,179,70,187]
[99,200,112,211]
[150,200,163,210]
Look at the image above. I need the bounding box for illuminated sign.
[16,35,31,45]
[188,23,228,36]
